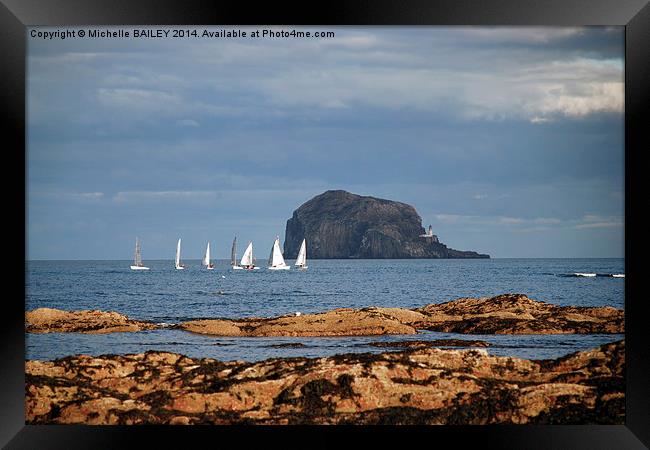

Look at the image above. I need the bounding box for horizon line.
[25,257,625,261]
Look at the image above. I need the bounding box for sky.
[27,26,625,260]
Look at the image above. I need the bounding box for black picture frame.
[4,0,648,448]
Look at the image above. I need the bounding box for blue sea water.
[26,258,624,362]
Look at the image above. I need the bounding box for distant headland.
[283,190,489,259]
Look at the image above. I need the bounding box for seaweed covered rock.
[179,294,623,336]
[25,340,625,425]
[412,294,624,334]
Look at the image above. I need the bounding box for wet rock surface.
[411,294,624,334]
[26,308,158,334]
[180,308,418,337]
[180,294,623,336]
[25,340,625,425]
[27,294,623,336]
[364,339,491,348]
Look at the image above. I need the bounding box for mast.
[134,237,142,266]
[231,237,237,266]
[176,238,181,266]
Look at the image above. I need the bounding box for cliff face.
[284,190,489,259]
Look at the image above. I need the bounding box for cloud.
[533,218,563,225]
[177,119,199,127]
[28,27,624,131]
[498,217,525,225]
[249,57,622,122]
[573,215,623,229]
[536,81,623,117]
[472,193,511,200]
[97,88,181,111]
[32,192,104,202]
[431,213,622,234]
[319,33,381,49]
[456,27,584,44]
[574,221,623,229]
[112,190,221,203]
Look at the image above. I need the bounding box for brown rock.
[413,294,624,334]
[169,415,191,425]
[180,308,417,337]
[179,294,622,336]
[25,308,158,334]
[26,293,623,336]
[25,340,625,425]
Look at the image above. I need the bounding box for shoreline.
[26,294,624,336]
[25,339,625,425]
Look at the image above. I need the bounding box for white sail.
[130,237,149,270]
[295,238,307,267]
[203,242,210,266]
[271,237,286,266]
[240,242,253,266]
[175,238,184,269]
[268,237,289,269]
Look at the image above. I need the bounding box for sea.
[25,258,625,363]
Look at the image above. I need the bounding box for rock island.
[283,190,489,259]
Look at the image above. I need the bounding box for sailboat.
[294,238,308,270]
[231,236,243,270]
[268,236,290,270]
[203,241,214,270]
[130,237,150,270]
[239,241,260,270]
[175,238,185,270]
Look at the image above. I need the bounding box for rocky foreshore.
[25,308,158,334]
[26,294,624,335]
[25,340,625,425]
[411,294,624,334]
[180,294,623,336]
